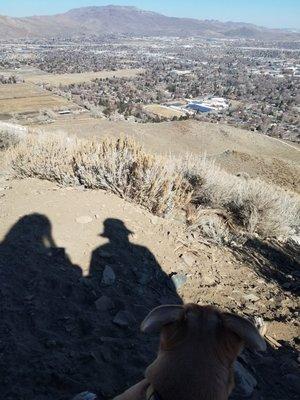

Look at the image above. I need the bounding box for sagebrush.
[7,133,300,239]
[0,129,21,151]
[9,134,192,217]
[181,156,300,238]
[185,157,300,237]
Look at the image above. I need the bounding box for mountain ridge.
[0,5,299,40]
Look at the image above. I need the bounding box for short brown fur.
[114,303,265,400]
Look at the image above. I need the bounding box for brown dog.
[114,303,266,400]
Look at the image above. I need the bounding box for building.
[186,102,213,112]
[170,69,192,76]
[186,97,229,113]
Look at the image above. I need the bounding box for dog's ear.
[141,305,185,334]
[223,313,266,351]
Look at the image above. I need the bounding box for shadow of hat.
[100,218,134,238]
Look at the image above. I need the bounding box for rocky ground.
[0,173,299,400]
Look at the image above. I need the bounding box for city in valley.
[1,35,299,141]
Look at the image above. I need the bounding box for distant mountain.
[0,5,299,40]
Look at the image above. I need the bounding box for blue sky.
[0,0,299,29]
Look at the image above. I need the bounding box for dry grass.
[0,83,76,114]
[182,157,300,239]
[7,133,300,239]
[0,83,45,100]
[144,104,186,118]
[0,96,73,114]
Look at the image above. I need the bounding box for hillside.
[0,116,300,398]
[38,117,300,193]
[1,5,299,40]
[0,173,299,399]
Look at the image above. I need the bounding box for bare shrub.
[229,179,300,237]
[188,209,233,244]
[74,136,192,216]
[8,134,300,238]
[9,135,192,217]
[181,156,300,238]
[9,133,79,185]
[0,129,21,151]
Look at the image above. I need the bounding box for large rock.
[113,310,133,328]
[101,265,116,286]
[170,273,187,290]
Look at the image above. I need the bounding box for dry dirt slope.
[39,118,300,192]
[0,176,299,400]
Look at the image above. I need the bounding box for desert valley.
[0,4,299,400]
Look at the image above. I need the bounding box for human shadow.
[0,215,181,400]
[88,218,181,396]
[0,213,89,399]
[1,215,298,400]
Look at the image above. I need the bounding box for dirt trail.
[0,178,299,399]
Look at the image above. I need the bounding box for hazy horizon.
[0,0,299,30]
